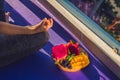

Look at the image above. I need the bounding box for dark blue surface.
[0,52,69,80]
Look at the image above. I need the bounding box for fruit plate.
[51,40,90,72]
[57,52,90,72]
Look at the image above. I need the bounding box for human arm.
[0,18,53,35]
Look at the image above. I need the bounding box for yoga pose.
[0,0,53,67]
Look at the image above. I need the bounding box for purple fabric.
[0,0,118,80]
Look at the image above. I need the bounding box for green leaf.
[55,61,58,64]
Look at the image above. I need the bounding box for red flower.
[52,44,68,60]
[67,42,80,55]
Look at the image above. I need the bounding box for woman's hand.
[0,18,53,35]
[27,18,53,34]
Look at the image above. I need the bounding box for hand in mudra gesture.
[28,18,53,33]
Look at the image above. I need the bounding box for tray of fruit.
[51,40,90,72]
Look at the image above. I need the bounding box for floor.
[0,0,119,80]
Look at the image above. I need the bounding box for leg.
[0,32,49,67]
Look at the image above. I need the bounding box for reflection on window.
[69,0,120,42]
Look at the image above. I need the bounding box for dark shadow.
[80,64,100,80]
[81,49,120,80]
[0,52,70,80]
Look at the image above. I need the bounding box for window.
[49,0,120,55]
